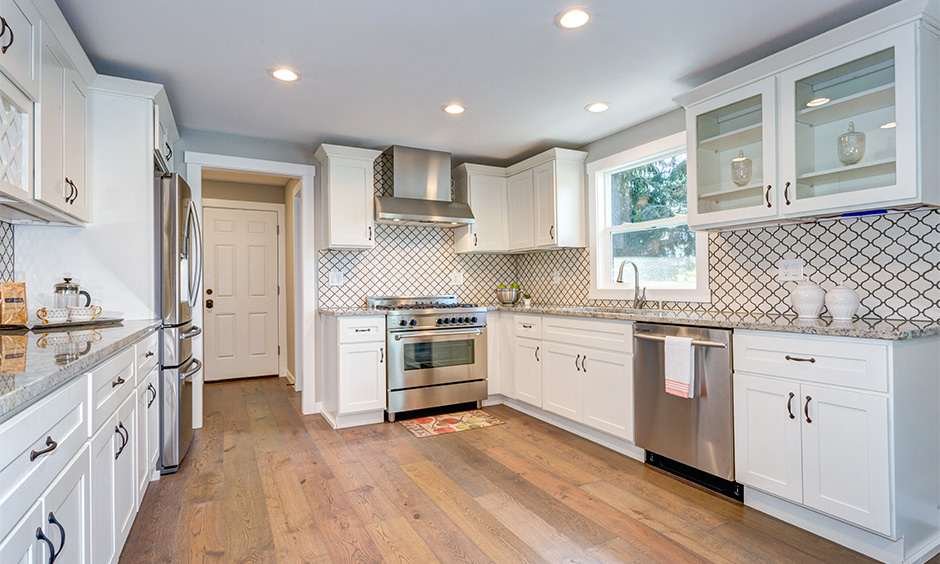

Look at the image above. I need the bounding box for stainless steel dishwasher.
[633,322,740,499]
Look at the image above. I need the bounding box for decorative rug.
[399,409,504,438]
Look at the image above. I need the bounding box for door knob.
[206,299,214,309]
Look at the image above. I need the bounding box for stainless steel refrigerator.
[155,171,203,474]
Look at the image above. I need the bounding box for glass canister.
[730,151,752,186]
[838,121,866,165]
[53,277,91,308]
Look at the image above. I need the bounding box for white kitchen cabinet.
[321,315,387,429]
[679,15,940,230]
[152,91,177,174]
[800,384,890,534]
[507,169,534,250]
[0,68,31,203]
[532,161,557,247]
[540,341,581,420]
[580,348,633,440]
[0,501,45,564]
[0,0,39,100]
[37,22,65,211]
[63,69,88,220]
[90,391,136,564]
[42,446,91,564]
[513,337,541,407]
[315,144,381,250]
[136,366,158,506]
[733,372,803,503]
[338,342,386,414]
[453,164,508,253]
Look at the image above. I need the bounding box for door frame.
[202,198,286,383]
[184,152,318,429]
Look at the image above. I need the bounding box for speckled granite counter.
[0,320,161,425]
[319,305,940,340]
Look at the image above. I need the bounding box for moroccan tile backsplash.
[0,222,12,281]
[319,208,940,322]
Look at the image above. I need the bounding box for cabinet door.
[89,415,118,564]
[800,384,891,535]
[778,27,913,217]
[146,370,160,486]
[512,337,541,407]
[63,70,88,221]
[0,0,39,99]
[532,161,557,247]
[507,169,534,250]
[0,70,31,201]
[470,173,508,252]
[339,342,385,413]
[113,394,136,553]
[43,446,91,564]
[732,373,803,503]
[687,76,778,229]
[37,24,67,212]
[541,342,581,421]
[328,157,375,248]
[0,501,45,564]
[581,349,633,440]
[136,381,150,505]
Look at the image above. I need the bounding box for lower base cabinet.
[91,390,137,564]
[513,337,542,407]
[580,348,633,440]
[321,316,387,428]
[541,342,581,420]
[43,446,92,563]
[0,501,46,564]
[136,366,159,505]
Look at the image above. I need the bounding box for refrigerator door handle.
[180,325,202,340]
[181,358,202,379]
[184,202,204,310]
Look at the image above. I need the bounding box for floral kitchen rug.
[399,409,504,437]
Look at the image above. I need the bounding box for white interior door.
[203,207,279,381]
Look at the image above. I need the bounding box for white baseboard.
[283,369,295,385]
[486,394,645,462]
[320,408,383,430]
[904,531,940,564]
[745,488,907,563]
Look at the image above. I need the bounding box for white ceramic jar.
[790,280,826,319]
[825,285,860,321]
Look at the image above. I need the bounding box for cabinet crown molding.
[454,163,507,176]
[315,143,382,162]
[506,148,587,177]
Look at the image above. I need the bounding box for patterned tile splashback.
[318,148,940,320]
[0,221,12,281]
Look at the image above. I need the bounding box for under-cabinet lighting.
[585,102,609,113]
[557,7,590,29]
[880,121,897,129]
[805,97,830,108]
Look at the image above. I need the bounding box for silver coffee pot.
[53,277,92,309]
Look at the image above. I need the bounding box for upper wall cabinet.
[0,0,39,100]
[153,90,178,174]
[315,143,381,250]
[454,164,508,253]
[682,18,940,230]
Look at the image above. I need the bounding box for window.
[588,132,709,302]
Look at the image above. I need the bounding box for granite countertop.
[318,305,940,340]
[0,320,161,425]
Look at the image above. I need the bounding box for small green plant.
[497,282,521,290]
[509,282,520,290]
[523,292,531,299]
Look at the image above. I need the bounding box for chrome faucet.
[616,260,648,309]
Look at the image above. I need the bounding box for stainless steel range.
[368,296,487,421]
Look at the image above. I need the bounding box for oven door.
[387,327,486,390]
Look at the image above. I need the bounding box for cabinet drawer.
[135,331,159,380]
[90,348,136,433]
[733,331,889,392]
[338,316,385,343]
[513,315,542,339]
[542,315,633,353]
[0,375,88,535]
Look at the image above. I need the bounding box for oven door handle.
[393,328,483,340]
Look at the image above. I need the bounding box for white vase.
[825,286,860,321]
[790,280,825,319]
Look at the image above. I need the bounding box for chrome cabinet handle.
[379,347,384,363]
[111,376,126,388]
[785,355,815,364]
[575,354,581,372]
[29,436,58,461]
[48,512,65,562]
[804,396,813,423]
[1,17,13,54]
[535,346,540,362]
[35,528,55,564]
[765,185,772,208]
[783,181,792,206]
[786,392,795,419]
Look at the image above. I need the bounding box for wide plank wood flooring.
[121,377,877,563]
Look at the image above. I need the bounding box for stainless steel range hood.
[375,145,474,227]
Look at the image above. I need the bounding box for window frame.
[587,131,710,303]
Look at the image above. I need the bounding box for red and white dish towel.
[664,336,695,398]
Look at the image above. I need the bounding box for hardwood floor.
[121,377,877,563]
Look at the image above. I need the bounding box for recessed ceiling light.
[805,97,830,108]
[880,121,897,129]
[271,67,299,82]
[442,103,465,115]
[557,7,590,29]
[585,101,609,113]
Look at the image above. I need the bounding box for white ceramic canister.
[790,279,826,319]
[825,285,860,321]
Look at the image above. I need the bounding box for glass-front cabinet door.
[778,27,915,216]
[687,76,777,229]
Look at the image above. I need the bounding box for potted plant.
[521,292,532,308]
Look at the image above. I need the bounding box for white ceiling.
[56,0,897,164]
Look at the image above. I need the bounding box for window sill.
[589,287,711,303]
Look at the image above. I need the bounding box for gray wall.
[580,108,685,162]
[202,179,287,204]
[179,128,315,167]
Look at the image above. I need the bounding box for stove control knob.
[399,320,407,326]
[409,319,417,326]
[458,317,467,323]
[436,318,443,324]
[442,318,450,324]
[471,316,478,323]
[450,317,457,324]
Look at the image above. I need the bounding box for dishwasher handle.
[634,333,727,349]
